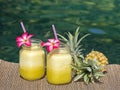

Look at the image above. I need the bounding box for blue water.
[89,28,106,34]
[0,0,120,64]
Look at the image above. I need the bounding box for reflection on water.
[0,0,120,64]
[89,28,105,34]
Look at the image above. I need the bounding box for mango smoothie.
[47,48,72,84]
[19,42,45,80]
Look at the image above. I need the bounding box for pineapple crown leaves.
[57,27,90,56]
[58,27,105,84]
[72,59,105,84]
[73,27,90,50]
[58,27,90,65]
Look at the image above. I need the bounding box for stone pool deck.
[0,59,120,90]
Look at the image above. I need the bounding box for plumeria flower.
[16,32,34,47]
[41,39,60,52]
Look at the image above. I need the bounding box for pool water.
[0,0,120,64]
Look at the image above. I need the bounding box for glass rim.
[31,38,42,44]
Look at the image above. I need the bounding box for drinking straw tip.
[20,22,26,33]
[52,24,58,40]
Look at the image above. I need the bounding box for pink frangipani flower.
[16,32,34,47]
[41,39,60,52]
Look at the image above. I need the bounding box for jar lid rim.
[31,38,42,43]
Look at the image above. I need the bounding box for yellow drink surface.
[47,53,72,84]
[20,66,44,80]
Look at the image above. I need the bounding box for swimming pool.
[0,0,120,64]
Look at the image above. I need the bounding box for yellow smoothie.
[19,42,45,80]
[47,48,72,84]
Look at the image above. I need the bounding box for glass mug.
[19,39,45,80]
[47,43,72,84]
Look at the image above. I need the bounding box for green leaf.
[86,67,92,72]
[75,45,82,53]
[67,32,74,46]
[93,69,100,73]
[73,55,82,65]
[84,74,89,84]
[74,27,80,46]
[95,76,99,79]
[80,67,92,72]
[71,64,80,71]
[77,54,85,60]
[76,34,90,47]
[81,61,90,67]
[57,34,68,42]
[74,73,85,81]
[90,77,95,83]
[95,72,105,77]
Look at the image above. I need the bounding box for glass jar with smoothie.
[19,39,45,80]
[47,43,72,84]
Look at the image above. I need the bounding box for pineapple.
[86,50,108,72]
[58,27,89,64]
[58,27,107,84]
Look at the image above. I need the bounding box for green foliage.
[72,59,105,84]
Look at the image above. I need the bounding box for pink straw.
[52,24,58,39]
[20,22,26,33]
